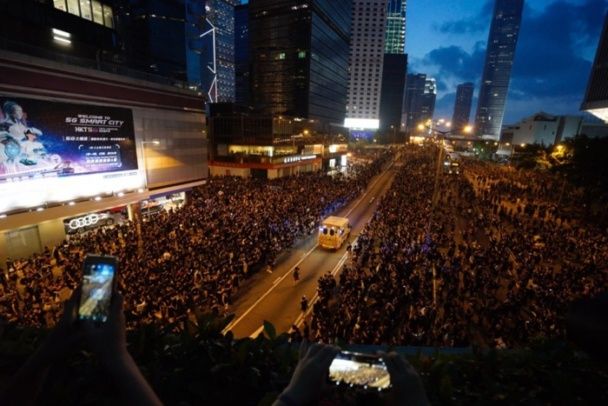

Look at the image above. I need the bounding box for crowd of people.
[311,146,607,348]
[0,151,392,330]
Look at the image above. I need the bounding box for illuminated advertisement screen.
[0,96,144,213]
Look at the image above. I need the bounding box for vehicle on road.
[318,216,351,250]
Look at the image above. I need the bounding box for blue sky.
[241,0,607,124]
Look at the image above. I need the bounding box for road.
[223,160,398,338]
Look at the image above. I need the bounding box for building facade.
[474,0,524,140]
[379,0,407,132]
[452,82,474,134]
[345,0,387,130]
[250,0,352,125]
[200,0,239,103]
[581,12,608,123]
[0,50,207,265]
[379,54,407,130]
[402,73,436,133]
[234,3,250,106]
[503,112,583,146]
[384,0,406,54]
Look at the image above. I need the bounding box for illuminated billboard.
[0,96,144,213]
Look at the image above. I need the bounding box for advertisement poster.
[0,96,138,182]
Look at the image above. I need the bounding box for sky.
[407,0,608,124]
[240,0,607,124]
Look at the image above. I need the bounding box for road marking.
[221,242,319,334]
[222,165,394,336]
[293,248,351,329]
[249,324,265,339]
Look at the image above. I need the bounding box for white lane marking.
[273,277,282,285]
[293,248,351,329]
[222,165,394,335]
[249,324,265,339]
[221,241,319,334]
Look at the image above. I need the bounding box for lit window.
[54,0,67,11]
[298,51,306,59]
[66,0,79,15]
[103,4,114,28]
[80,0,92,20]
[92,0,103,24]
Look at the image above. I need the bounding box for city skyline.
[241,0,606,125]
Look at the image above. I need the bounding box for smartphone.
[77,254,118,323]
[328,351,391,391]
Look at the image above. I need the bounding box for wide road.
[223,158,398,339]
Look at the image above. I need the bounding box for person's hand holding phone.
[82,292,128,364]
[381,352,429,406]
[276,341,340,406]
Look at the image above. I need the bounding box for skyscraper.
[250,0,352,124]
[379,0,407,131]
[452,82,474,133]
[581,12,608,123]
[403,73,436,133]
[345,0,387,130]
[385,0,406,54]
[201,0,240,103]
[234,3,250,107]
[474,0,524,139]
[380,55,408,131]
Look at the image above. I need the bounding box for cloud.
[437,19,486,35]
[416,0,608,123]
[509,0,607,99]
[421,42,486,83]
[436,0,494,35]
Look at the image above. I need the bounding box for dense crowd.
[0,151,392,330]
[310,146,608,348]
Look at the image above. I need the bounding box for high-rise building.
[250,0,352,124]
[345,0,387,130]
[581,12,608,123]
[385,0,406,54]
[119,1,198,85]
[402,73,436,133]
[201,0,240,103]
[379,54,408,130]
[234,3,250,107]
[118,0,237,103]
[379,0,407,131]
[474,0,524,140]
[452,82,474,133]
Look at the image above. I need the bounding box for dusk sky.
[242,0,608,124]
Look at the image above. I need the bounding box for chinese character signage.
[0,96,138,182]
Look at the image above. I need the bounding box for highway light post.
[418,120,473,307]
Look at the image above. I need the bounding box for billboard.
[0,96,144,213]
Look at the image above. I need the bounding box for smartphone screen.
[78,256,117,322]
[329,351,391,391]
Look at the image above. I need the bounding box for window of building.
[80,0,92,20]
[298,51,306,59]
[92,0,103,24]
[54,0,113,28]
[103,4,114,28]
[66,0,79,15]
[54,0,67,11]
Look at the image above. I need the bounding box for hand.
[280,341,340,405]
[381,352,429,406]
[38,289,83,363]
[82,292,128,364]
